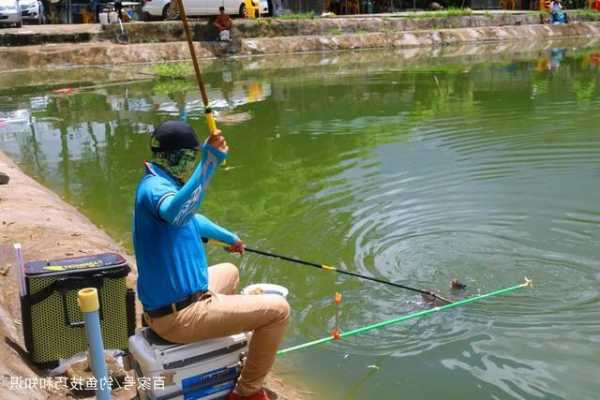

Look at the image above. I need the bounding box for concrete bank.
[1,21,599,70]
[103,13,549,44]
[0,151,307,399]
[0,13,547,46]
[2,12,599,47]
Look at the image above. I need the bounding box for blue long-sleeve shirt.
[132,143,238,311]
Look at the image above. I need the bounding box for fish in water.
[421,279,466,306]
[451,279,467,290]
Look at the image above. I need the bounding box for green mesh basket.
[21,253,135,368]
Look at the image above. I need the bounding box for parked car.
[19,0,43,24]
[142,0,269,21]
[0,0,22,27]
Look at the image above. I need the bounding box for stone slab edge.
[238,21,600,55]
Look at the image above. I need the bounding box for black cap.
[151,121,200,152]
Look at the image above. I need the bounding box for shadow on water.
[1,42,600,399]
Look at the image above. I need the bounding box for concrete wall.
[2,13,599,47]
[2,22,599,70]
[103,14,547,43]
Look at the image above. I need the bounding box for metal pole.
[78,288,110,400]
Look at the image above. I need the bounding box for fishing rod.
[277,278,533,356]
[175,0,217,134]
[203,238,452,304]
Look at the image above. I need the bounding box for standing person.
[114,0,123,20]
[89,0,99,22]
[133,121,290,400]
[214,6,233,41]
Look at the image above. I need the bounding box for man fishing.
[133,120,289,400]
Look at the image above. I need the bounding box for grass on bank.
[568,9,600,20]
[277,11,315,20]
[404,7,473,19]
[280,7,472,20]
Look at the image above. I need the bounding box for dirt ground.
[0,150,306,400]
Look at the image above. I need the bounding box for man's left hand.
[226,240,245,255]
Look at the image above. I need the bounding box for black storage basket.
[21,253,135,368]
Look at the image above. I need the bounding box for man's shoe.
[226,389,269,400]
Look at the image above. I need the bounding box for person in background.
[330,0,341,14]
[90,0,99,22]
[271,0,283,16]
[133,121,290,400]
[214,6,233,41]
[114,0,123,20]
[550,0,568,24]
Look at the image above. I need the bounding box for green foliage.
[152,62,194,79]
[445,6,473,16]
[278,11,315,20]
[255,17,272,26]
[404,7,473,19]
[569,9,600,20]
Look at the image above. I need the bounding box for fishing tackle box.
[20,253,135,368]
[129,328,249,400]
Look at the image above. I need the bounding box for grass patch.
[152,62,194,79]
[445,6,473,16]
[405,7,473,19]
[278,11,315,20]
[569,9,600,20]
[255,17,272,25]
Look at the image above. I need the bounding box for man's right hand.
[226,240,245,255]
[207,129,229,154]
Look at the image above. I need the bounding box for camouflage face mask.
[152,148,200,184]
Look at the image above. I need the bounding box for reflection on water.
[0,77,271,242]
[1,46,600,400]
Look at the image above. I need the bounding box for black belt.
[144,291,208,319]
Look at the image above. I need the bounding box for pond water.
[1,45,600,399]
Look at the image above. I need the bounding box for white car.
[0,0,22,27]
[19,0,43,24]
[142,0,269,21]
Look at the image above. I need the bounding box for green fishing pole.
[202,238,451,303]
[277,278,532,356]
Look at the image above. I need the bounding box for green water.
[1,45,600,399]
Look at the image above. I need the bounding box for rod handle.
[205,108,217,134]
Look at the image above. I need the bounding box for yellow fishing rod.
[203,238,452,303]
[176,0,217,134]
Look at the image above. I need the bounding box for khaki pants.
[145,263,290,396]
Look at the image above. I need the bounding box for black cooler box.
[20,253,136,368]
